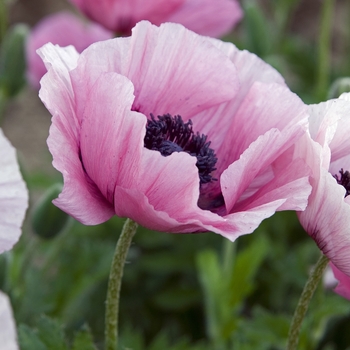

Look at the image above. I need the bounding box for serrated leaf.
[36,315,68,350]
[18,324,47,350]
[72,327,97,350]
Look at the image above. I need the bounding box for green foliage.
[197,234,269,348]
[18,316,68,350]
[31,183,70,239]
[71,327,97,350]
[0,23,28,98]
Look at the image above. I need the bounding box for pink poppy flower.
[0,129,28,254]
[0,291,18,350]
[26,11,113,89]
[297,93,350,297]
[38,21,311,240]
[68,0,243,37]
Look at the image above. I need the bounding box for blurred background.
[2,0,350,349]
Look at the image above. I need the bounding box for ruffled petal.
[0,130,28,253]
[221,127,310,214]
[79,73,146,203]
[167,0,243,37]
[199,82,307,179]
[0,292,18,350]
[72,21,238,120]
[40,44,115,224]
[191,45,286,145]
[298,169,350,276]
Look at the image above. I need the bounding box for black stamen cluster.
[144,114,217,185]
[334,168,350,197]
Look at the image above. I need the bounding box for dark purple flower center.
[144,114,217,185]
[334,168,350,197]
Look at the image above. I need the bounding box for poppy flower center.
[334,168,350,197]
[144,114,217,185]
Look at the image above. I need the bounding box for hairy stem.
[287,254,329,350]
[105,218,138,350]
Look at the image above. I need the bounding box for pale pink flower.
[26,11,113,89]
[39,21,311,240]
[0,130,28,254]
[68,0,243,37]
[0,291,18,350]
[297,93,350,297]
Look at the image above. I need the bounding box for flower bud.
[0,24,28,98]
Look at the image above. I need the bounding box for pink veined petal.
[220,199,287,241]
[0,130,28,254]
[49,115,115,225]
[330,263,350,300]
[113,147,239,234]
[191,45,286,145]
[71,21,238,121]
[221,127,308,214]
[0,292,18,350]
[69,0,184,33]
[199,82,307,178]
[307,98,350,169]
[79,72,146,203]
[26,11,113,89]
[167,0,243,37]
[40,44,115,225]
[298,169,350,276]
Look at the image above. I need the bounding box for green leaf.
[243,0,272,57]
[72,326,97,350]
[229,234,269,308]
[35,315,68,350]
[18,324,47,350]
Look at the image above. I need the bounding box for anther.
[144,114,217,185]
[334,168,350,197]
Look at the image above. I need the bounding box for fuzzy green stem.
[287,254,329,350]
[105,218,138,350]
[316,0,334,100]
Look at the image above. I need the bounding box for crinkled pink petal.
[205,82,307,177]
[71,21,238,120]
[26,12,113,89]
[330,263,350,300]
[297,95,350,280]
[0,130,28,254]
[221,128,309,214]
[0,292,18,350]
[167,0,243,37]
[299,169,350,276]
[192,47,287,155]
[39,44,114,225]
[79,72,146,203]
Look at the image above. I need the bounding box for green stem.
[222,238,235,280]
[105,218,138,350]
[316,0,335,101]
[287,254,329,350]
